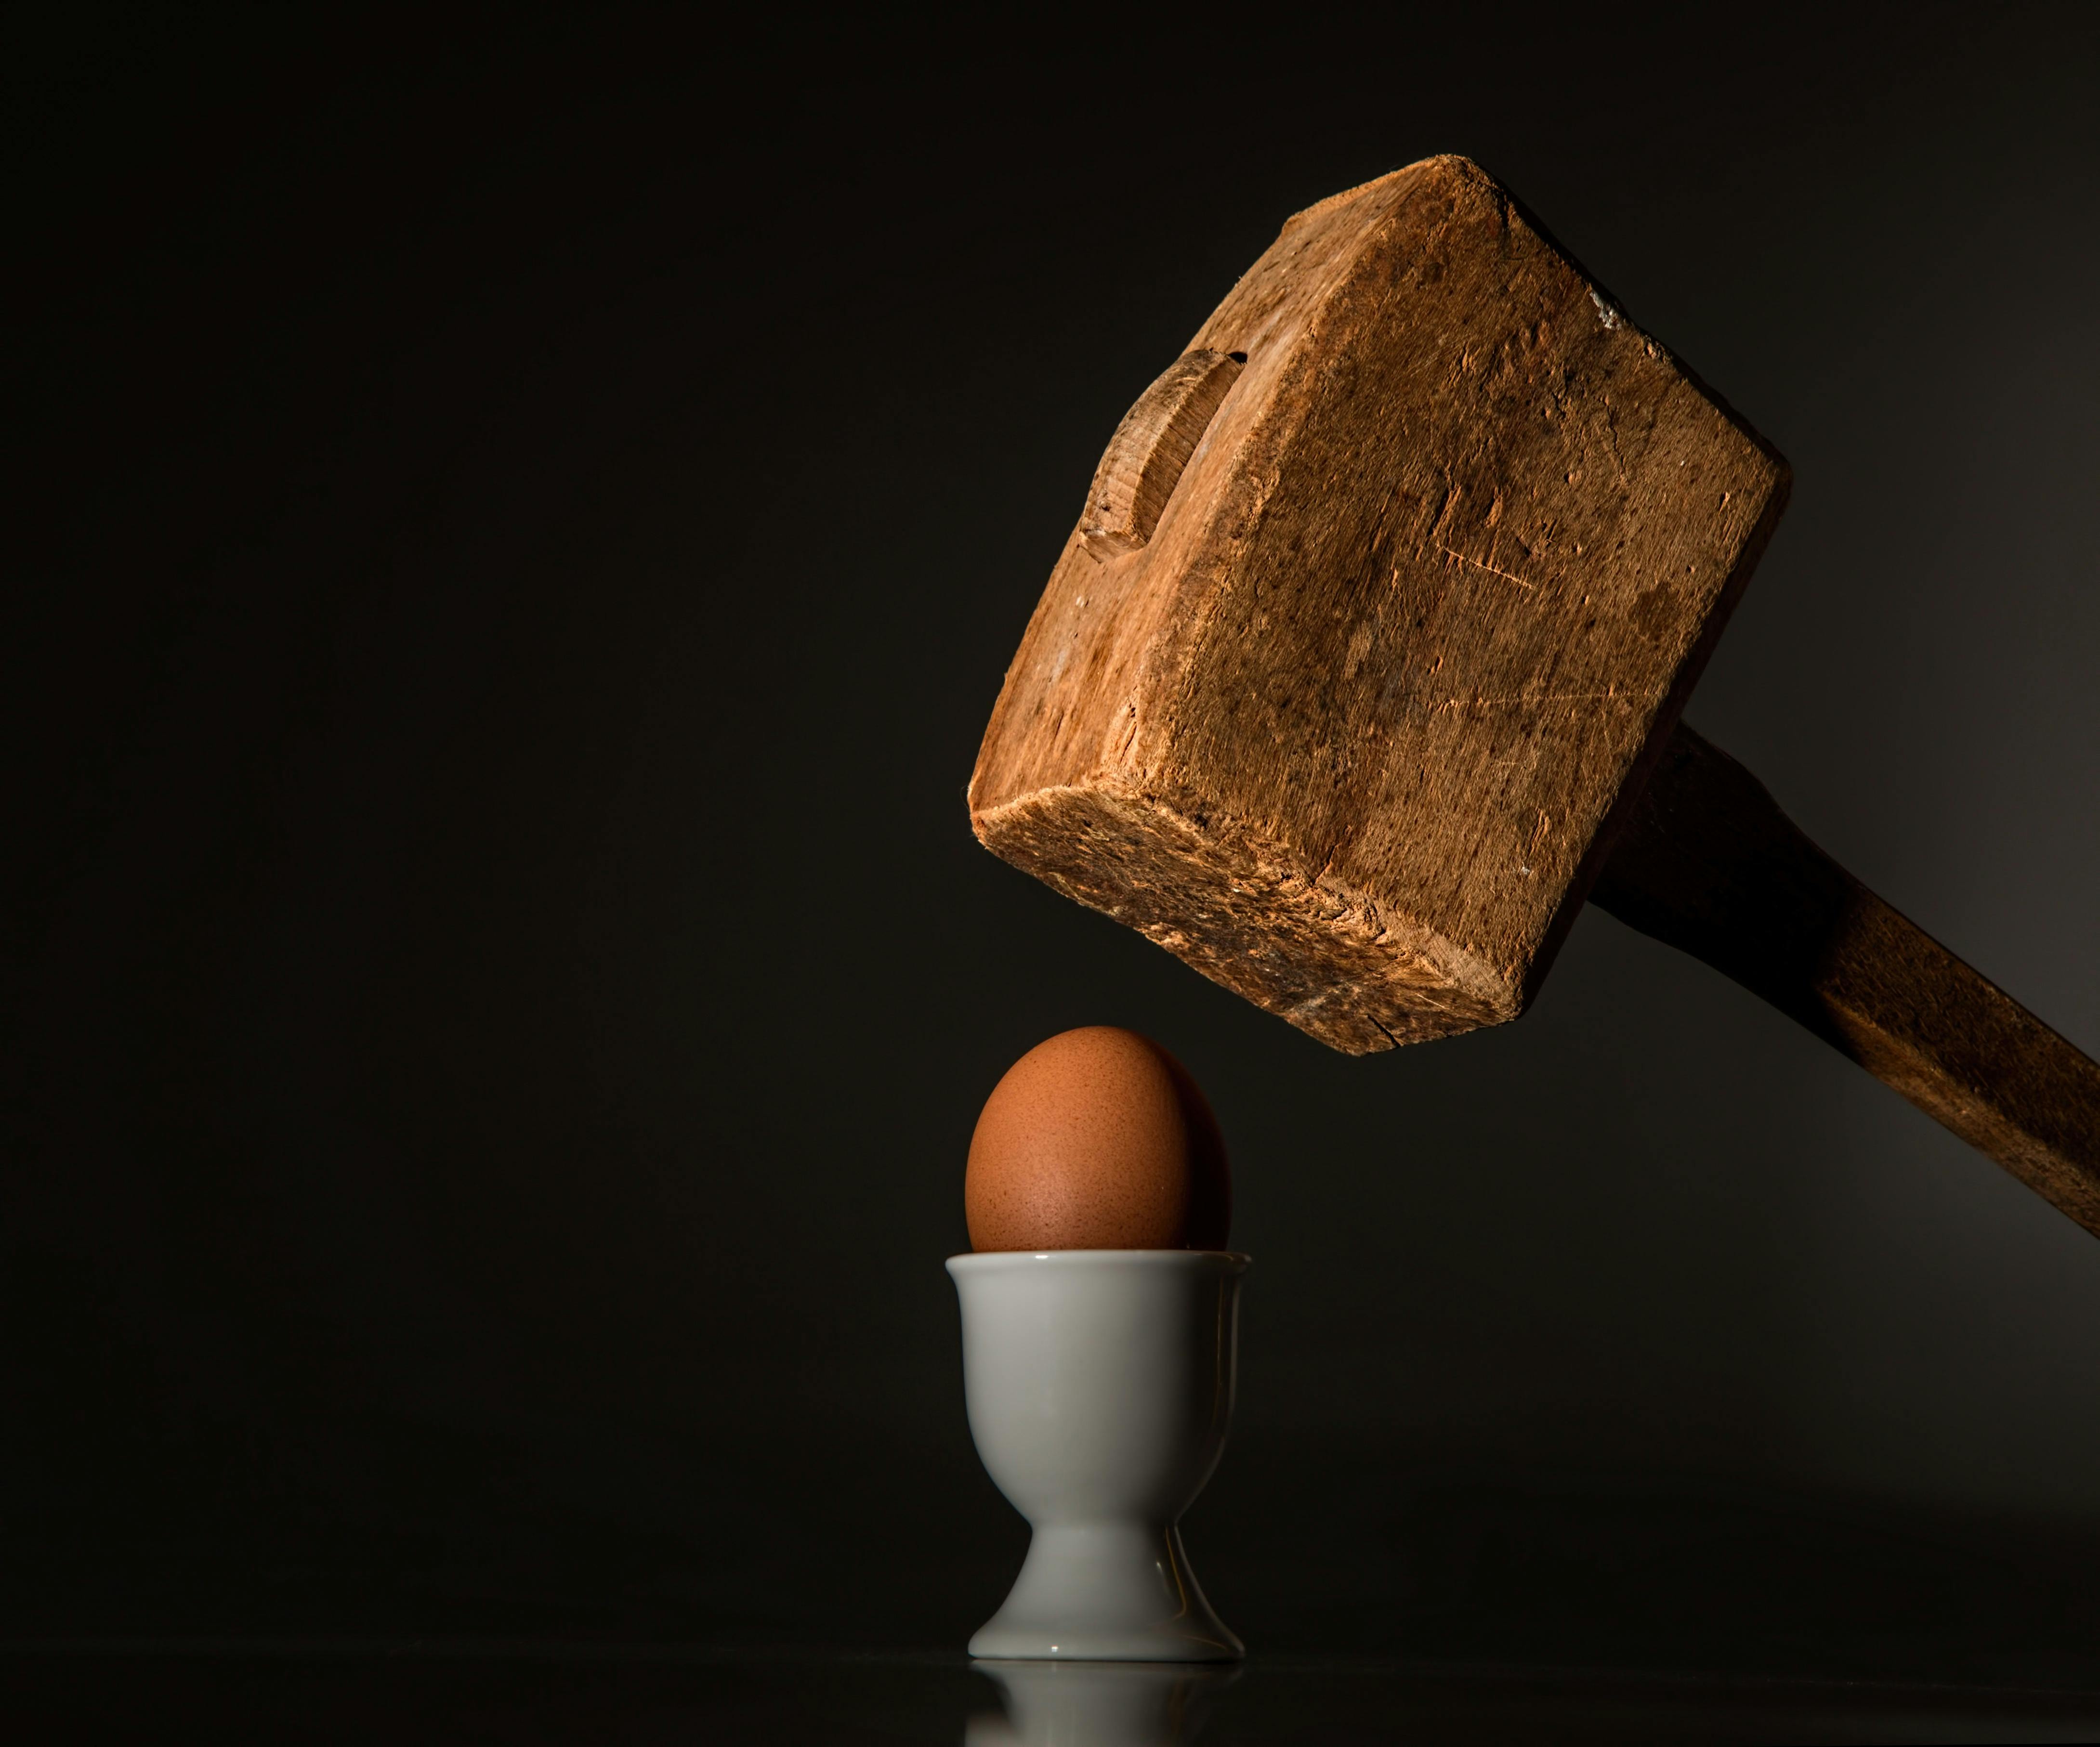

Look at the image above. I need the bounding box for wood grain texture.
[1080,348,1245,558]
[970,156,1789,1052]
[1592,726,2100,1236]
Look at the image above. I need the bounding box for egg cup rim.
[946,1249,1250,1274]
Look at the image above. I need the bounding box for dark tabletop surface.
[7,1643,2100,1745]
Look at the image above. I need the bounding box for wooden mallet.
[970,156,2100,1237]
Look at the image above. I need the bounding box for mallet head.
[969,156,1789,1052]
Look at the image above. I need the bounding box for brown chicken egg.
[965,1027,1231,1252]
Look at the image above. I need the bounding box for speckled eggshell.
[965,1027,1231,1252]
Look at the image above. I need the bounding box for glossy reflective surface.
[967,1658,1238,1745]
[8,1645,2100,1743]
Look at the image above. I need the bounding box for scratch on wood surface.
[1432,689,1621,711]
[1439,546,1533,589]
[1114,701,1140,762]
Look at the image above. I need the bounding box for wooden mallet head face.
[970,156,1790,1054]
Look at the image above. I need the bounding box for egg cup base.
[967,1522,1241,1661]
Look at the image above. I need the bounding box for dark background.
[6,1,2100,1685]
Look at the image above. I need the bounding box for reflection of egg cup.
[966,1658,1239,1745]
[948,1250,1249,1661]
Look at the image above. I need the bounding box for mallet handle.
[1591,725,2100,1237]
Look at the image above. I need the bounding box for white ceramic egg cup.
[948,1249,1249,1661]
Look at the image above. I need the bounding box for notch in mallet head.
[970,156,2100,1237]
